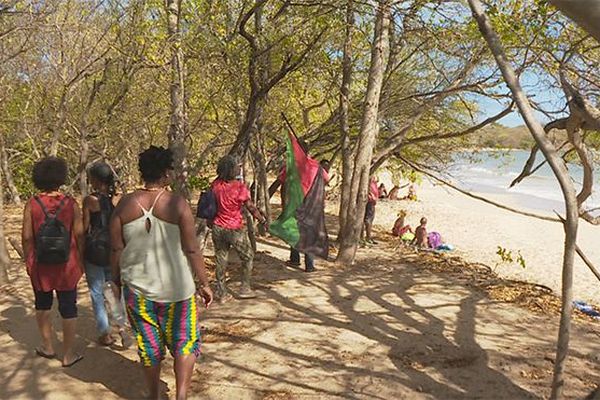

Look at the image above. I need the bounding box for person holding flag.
[270,133,330,271]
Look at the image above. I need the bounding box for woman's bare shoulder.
[114,192,137,211]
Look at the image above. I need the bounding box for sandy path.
[1,201,599,399]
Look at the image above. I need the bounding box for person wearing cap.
[82,162,117,346]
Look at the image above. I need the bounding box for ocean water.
[448,150,600,214]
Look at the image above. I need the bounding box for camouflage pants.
[211,225,254,297]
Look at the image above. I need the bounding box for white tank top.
[120,190,196,302]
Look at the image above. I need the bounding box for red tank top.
[26,194,82,291]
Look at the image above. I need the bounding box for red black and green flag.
[269,132,329,260]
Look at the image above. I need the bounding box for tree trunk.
[166,0,189,198]
[549,0,600,43]
[0,136,21,205]
[49,94,69,157]
[251,4,270,236]
[0,166,11,285]
[467,1,579,398]
[337,0,355,238]
[78,133,89,198]
[229,95,261,160]
[336,0,391,264]
[253,137,270,236]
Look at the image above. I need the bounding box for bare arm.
[82,195,98,233]
[21,201,33,263]
[72,201,85,272]
[109,200,125,287]
[178,197,213,307]
[245,199,266,223]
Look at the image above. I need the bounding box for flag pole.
[281,112,299,140]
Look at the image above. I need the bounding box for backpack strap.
[34,196,67,217]
[53,196,68,217]
[33,196,50,218]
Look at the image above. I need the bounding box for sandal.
[98,334,115,346]
[35,347,56,359]
[62,354,84,368]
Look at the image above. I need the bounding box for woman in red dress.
[21,157,85,367]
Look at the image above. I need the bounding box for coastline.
[369,179,600,304]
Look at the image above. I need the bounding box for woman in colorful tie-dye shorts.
[110,146,213,399]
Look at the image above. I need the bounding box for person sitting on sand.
[387,185,400,200]
[392,210,412,237]
[378,183,388,199]
[413,217,428,248]
[402,184,417,201]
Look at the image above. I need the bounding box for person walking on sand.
[109,146,213,400]
[21,156,85,367]
[82,162,117,346]
[362,176,379,245]
[211,155,266,302]
[280,159,330,273]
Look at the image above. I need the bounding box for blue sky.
[479,72,566,128]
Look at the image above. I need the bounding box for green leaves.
[496,246,527,269]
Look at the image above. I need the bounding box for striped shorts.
[124,286,201,367]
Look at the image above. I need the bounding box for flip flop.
[98,335,115,347]
[62,354,84,368]
[35,347,56,359]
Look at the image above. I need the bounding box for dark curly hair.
[32,156,68,191]
[138,145,174,183]
[216,155,239,181]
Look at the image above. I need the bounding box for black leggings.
[34,289,78,319]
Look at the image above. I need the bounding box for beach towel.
[573,301,600,319]
[401,232,415,242]
[427,232,442,249]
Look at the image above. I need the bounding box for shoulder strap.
[134,192,150,215]
[54,196,68,217]
[34,195,67,219]
[148,189,166,212]
[33,196,49,218]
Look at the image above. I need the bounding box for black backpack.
[34,196,71,265]
[85,194,113,266]
[196,189,218,221]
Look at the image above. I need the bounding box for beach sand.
[372,180,600,304]
[1,199,600,398]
